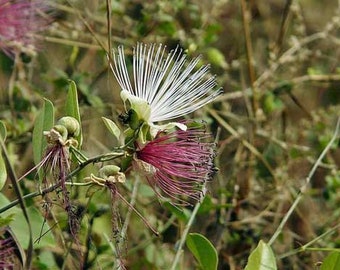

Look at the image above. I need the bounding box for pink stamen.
[135,125,216,204]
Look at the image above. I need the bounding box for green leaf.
[102,117,121,141]
[0,193,55,249]
[321,252,340,270]
[32,99,54,166]
[0,120,7,141]
[186,233,218,270]
[66,80,82,147]
[0,214,15,227]
[34,250,58,269]
[244,240,277,270]
[163,202,190,222]
[206,47,228,69]
[0,121,7,190]
[198,195,215,214]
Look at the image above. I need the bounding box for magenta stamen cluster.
[0,0,50,55]
[136,125,216,204]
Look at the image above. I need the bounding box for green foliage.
[0,193,55,249]
[66,80,83,147]
[163,202,190,222]
[0,213,14,227]
[321,252,340,270]
[32,99,54,166]
[244,241,277,270]
[186,233,218,270]
[102,117,121,141]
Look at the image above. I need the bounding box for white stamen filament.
[110,43,222,123]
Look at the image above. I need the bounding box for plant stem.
[170,190,205,270]
[0,151,125,214]
[279,222,340,258]
[116,177,141,270]
[268,117,340,246]
[120,177,140,243]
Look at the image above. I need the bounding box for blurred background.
[0,0,340,269]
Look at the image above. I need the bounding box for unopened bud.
[99,165,125,183]
[57,116,80,137]
[44,124,68,144]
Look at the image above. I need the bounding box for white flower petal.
[110,43,222,124]
[149,122,187,138]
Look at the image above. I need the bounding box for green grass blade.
[32,99,54,166]
[66,80,82,147]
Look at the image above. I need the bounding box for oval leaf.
[186,233,218,270]
[245,240,277,270]
[321,252,340,270]
[32,99,54,166]
[102,117,121,141]
[66,80,82,147]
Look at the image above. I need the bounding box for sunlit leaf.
[186,233,218,270]
[102,117,121,141]
[321,252,340,270]
[0,214,15,227]
[34,250,58,269]
[32,99,54,166]
[0,193,55,249]
[66,80,82,147]
[244,240,277,270]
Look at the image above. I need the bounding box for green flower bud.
[99,165,121,178]
[44,124,68,144]
[53,124,68,140]
[99,165,125,183]
[57,116,80,137]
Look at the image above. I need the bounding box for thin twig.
[268,117,340,246]
[0,151,125,214]
[278,222,340,259]
[116,177,141,270]
[240,0,257,114]
[209,109,276,180]
[275,0,293,54]
[170,188,206,270]
[120,177,141,243]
